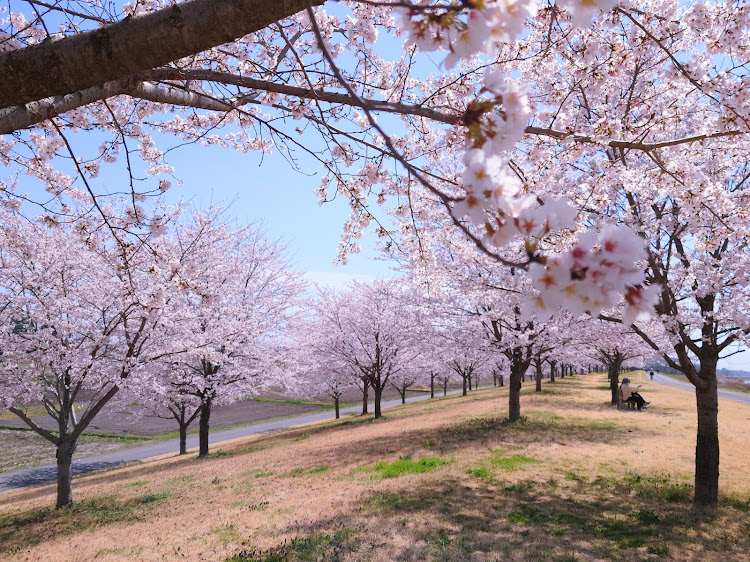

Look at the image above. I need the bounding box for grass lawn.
[0,371,748,561]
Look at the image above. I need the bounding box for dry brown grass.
[1,371,749,561]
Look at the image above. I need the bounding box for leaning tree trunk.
[397,385,407,404]
[694,366,719,505]
[56,438,77,508]
[198,401,211,458]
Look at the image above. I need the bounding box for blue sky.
[153,137,397,286]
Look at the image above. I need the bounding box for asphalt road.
[652,373,750,406]
[0,389,451,494]
[3,375,748,495]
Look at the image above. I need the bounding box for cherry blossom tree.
[293,311,360,419]
[575,319,652,404]
[309,280,421,418]
[0,205,169,508]
[4,0,750,506]
[434,314,493,397]
[142,208,303,457]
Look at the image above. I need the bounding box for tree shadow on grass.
[297,412,627,474]
[233,473,750,561]
[0,492,171,555]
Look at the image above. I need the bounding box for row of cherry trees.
[0,205,301,507]
[0,203,618,509]
[2,0,746,508]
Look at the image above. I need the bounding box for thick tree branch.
[0,0,324,108]
[146,68,461,123]
[8,406,61,445]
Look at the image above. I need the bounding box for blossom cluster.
[400,0,651,321]
[527,226,660,325]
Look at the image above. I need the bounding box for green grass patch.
[118,480,148,488]
[282,465,330,477]
[490,452,537,470]
[466,467,493,481]
[628,509,660,523]
[372,455,448,478]
[213,523,241,545]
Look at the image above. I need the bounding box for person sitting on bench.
[620,377,650,410]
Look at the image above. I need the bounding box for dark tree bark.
[443,378,448,396]
[534,357,543,392]
[430,372,436,399]
[361,378,369,415]
[55,440,76,508]
[0,0,324,108]
[198,400,212,458]
[507,346,532,423]
[608,353,624,405]
[373,383,383,419]
[334,396,340,419]
[694,373,719,505]
[499,374,504,387]
[179,424,188,455]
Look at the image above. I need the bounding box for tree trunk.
[508,351,525,423]
[361,379,369,415]
[462,374,467,396]
[179,423,188,455]
[198,402,211,458]
[443,379,448,396]
[609,354,623,405]
[499,374,504,387]
[400,387,406,404]
[56,440,76,508]
[430,373,435,399]
[694,368,719,505]
[535,364,542,392]
[549,363,556,383]
[374,384,383,419]
[334,396,340,419]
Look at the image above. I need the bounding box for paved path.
[0,389,464,494]
[652,373,750,406]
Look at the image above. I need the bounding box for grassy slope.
[0,371,749,561]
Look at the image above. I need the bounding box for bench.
[617,388,637,410]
